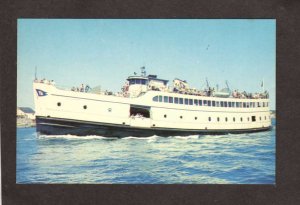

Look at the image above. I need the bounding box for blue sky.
[17,19,276,109]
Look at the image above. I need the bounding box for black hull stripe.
[36,116,271,137]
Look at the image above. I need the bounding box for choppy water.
[17,119,275,184]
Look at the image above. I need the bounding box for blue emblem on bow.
[36,89,48,96]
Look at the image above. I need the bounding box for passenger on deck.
[80,84,84,92]
[85,85,90,92]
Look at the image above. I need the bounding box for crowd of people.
[36,78,269,99]
[71,84,90,92]
[34,78,55,85]
[232,90,269,99]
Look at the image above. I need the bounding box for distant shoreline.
[17,118,36,128]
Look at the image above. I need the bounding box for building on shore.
[17,107,35,120]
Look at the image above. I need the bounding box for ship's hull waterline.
[36,116,271,138]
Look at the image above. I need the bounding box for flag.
[36,89,47,97]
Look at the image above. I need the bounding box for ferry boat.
[33,67,271,137]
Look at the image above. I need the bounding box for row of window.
[128,79,147,85]
[162,114,269,122]
[153,96,268,108]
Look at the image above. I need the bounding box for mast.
[205,78,210,88]
[35,66,37,80]
[225,80,230,91]
[141,66,146,76]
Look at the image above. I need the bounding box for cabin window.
[208,117,211,121]
[212,101,216,107]
[220,101,224,107]
[225,117,228,122]
[195,117,198,120]
[247,102,250,108]
[57,102,61,106]
[232,102,235,108]
[260,116,262,121]
[217,117,220,122]
[253,102,256,108]
[236,102,239,108]
[224,102,227,107]
[194,99,198,106]
[247,117,250,121]
[180,116,183,119]
[199,100,203,106]
[258,102,261,107]
[216,101,219,107]
[136,79,141,84]
[233,117,235,122]
[164,114,167,118]
[252,116,256,122]
[153,96,158,102]
[189,99,193,105]
[179,98,184,104]
[141,79,147,85]
[174,97,179,104]
[129,79,135,85]
[83,105,87,109]
[185,98,189,105]
[266,102,268,107]
[208,100,211,106]
[243,102,246,108]
[265,116,267,120]
[159,96,162,102]
[164,96,168,103]
[204,100,207,106]
[169,97,173,103]
[240,117,243,122]
[228,102,231,107]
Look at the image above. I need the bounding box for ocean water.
[17,119,275,184]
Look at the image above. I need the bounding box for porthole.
[180,116,183,119]
[108,108,112,112]
[208,117,211,122]
[153,124,156,127]
[83,105,87,109]
[164,114,167,118]
[57,102,61,106]
[195,117,198,120]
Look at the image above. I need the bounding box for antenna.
[141,66,146,76]
[225,80,230,90]
[206,78,210,88]
[35,66,37,80]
